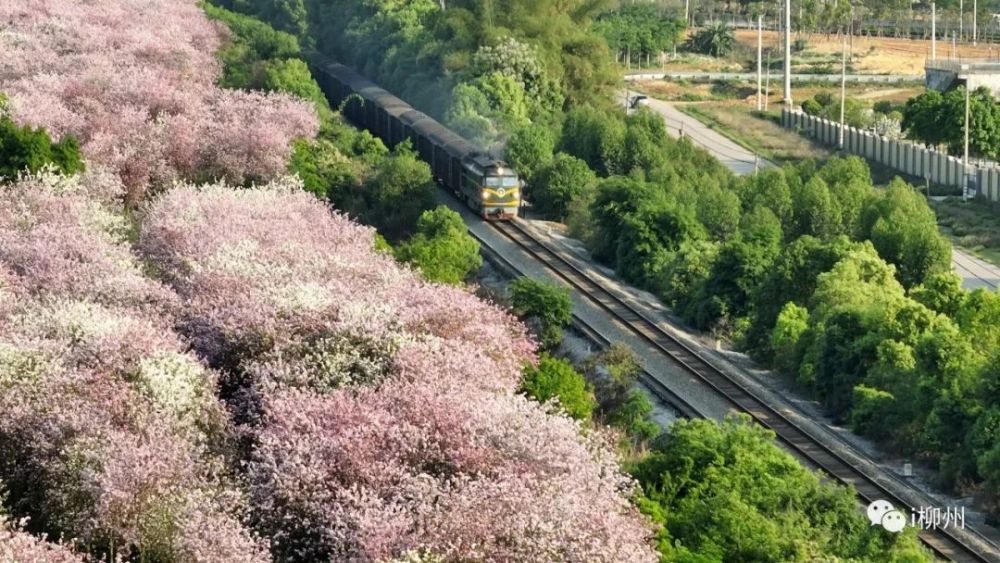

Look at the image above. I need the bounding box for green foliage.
[446,72,531,150]
[530,153,597,220]
[0,116,85,180]
[577,342,659,444]
[582,342,642,413]
[559,106,627,176]
[791,176,841,239]
[595,4,685,62]
[800,92,872,128]
[520,355,596,420]
[605,390,660,443]
[770,302,809,375]
[260,58,328,109]
[360,143,435,241]
[394,206,482,285]
[686,23,735,58]
[290,115,387,202]
[202,2,303,88]
[859,178,951,288]
[508,277,573,350]
[285,0,617,122]
[504,124,554,184]
[902,86,1000,157]
[632,416,932,562]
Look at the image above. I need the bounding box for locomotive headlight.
[481,190,489,199]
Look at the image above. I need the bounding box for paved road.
[642,96,773,176]
[625,71,924,83]
[633,92,1000,290]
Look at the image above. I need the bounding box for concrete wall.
[781,109,998,203]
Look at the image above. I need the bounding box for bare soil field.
[634,78,922,107]
[733,30,1000,74]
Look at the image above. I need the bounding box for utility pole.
[839,33,847,149]
[960,0,964,42]
[931,2,937,60]
[784,0,792,107]
[974,0,978,45]
[757,14,763,111]
[685,0,690,26]
[765,51,772,111]
[964,84,971,201]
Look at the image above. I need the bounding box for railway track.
[472,227,704,420]
[486,217,998,563]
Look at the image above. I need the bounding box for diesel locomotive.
[309,53,521,220]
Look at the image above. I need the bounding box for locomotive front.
[481,164,521,220]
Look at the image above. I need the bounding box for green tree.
[632,416,932,562]
[771,302,809,375]
[902,89,947,147]
[582,342,644,415]
[558,106,626,176]
[446,72,530,149]
[595,4,685,64]
[791,176,842,239]
[361,143,435,240]
[850,384,897,440]
[0,116,84,180]
[504,123,553,184]
[737,168,793,230]
[687,22,735,57]
[746,235,858,360]
[860,178,951,288]
[530,153,597,220]
[261,58,329,110]
[394,206,482,285]
[520,355,596,420]
[605,390,660,443]
[508,277,573,349]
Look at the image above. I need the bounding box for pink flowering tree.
[140,180,657,562]
[0,173,267,562]
[0,515,85,563]
[0,0,318,203]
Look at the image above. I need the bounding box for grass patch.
[676,102,835,164]
[930,197,1000,267]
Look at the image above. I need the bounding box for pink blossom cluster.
[0,515,84,563]
[0,173,268,562]
[139,179,535,394]
[140,181,657,562]
[0,0,318,203]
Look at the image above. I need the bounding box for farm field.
[653,30,1000,75]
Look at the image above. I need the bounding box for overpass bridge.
[926,59,1000,96]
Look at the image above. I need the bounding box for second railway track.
[486,216,998,563]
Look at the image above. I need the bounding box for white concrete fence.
[781,109,1000,203]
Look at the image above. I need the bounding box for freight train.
[309,53,521,220]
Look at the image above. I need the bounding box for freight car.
[309,53,521,220]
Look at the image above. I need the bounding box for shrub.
[395,206,483,285]
[521,355,597,420]
[360,144,435,240]
[0,116,84,180]
[687,23,735,57]
[531,153,598,220]
[508,277,573,349]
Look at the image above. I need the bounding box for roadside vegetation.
[931,197,1000,267]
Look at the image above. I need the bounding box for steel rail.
[489,217,997,563]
